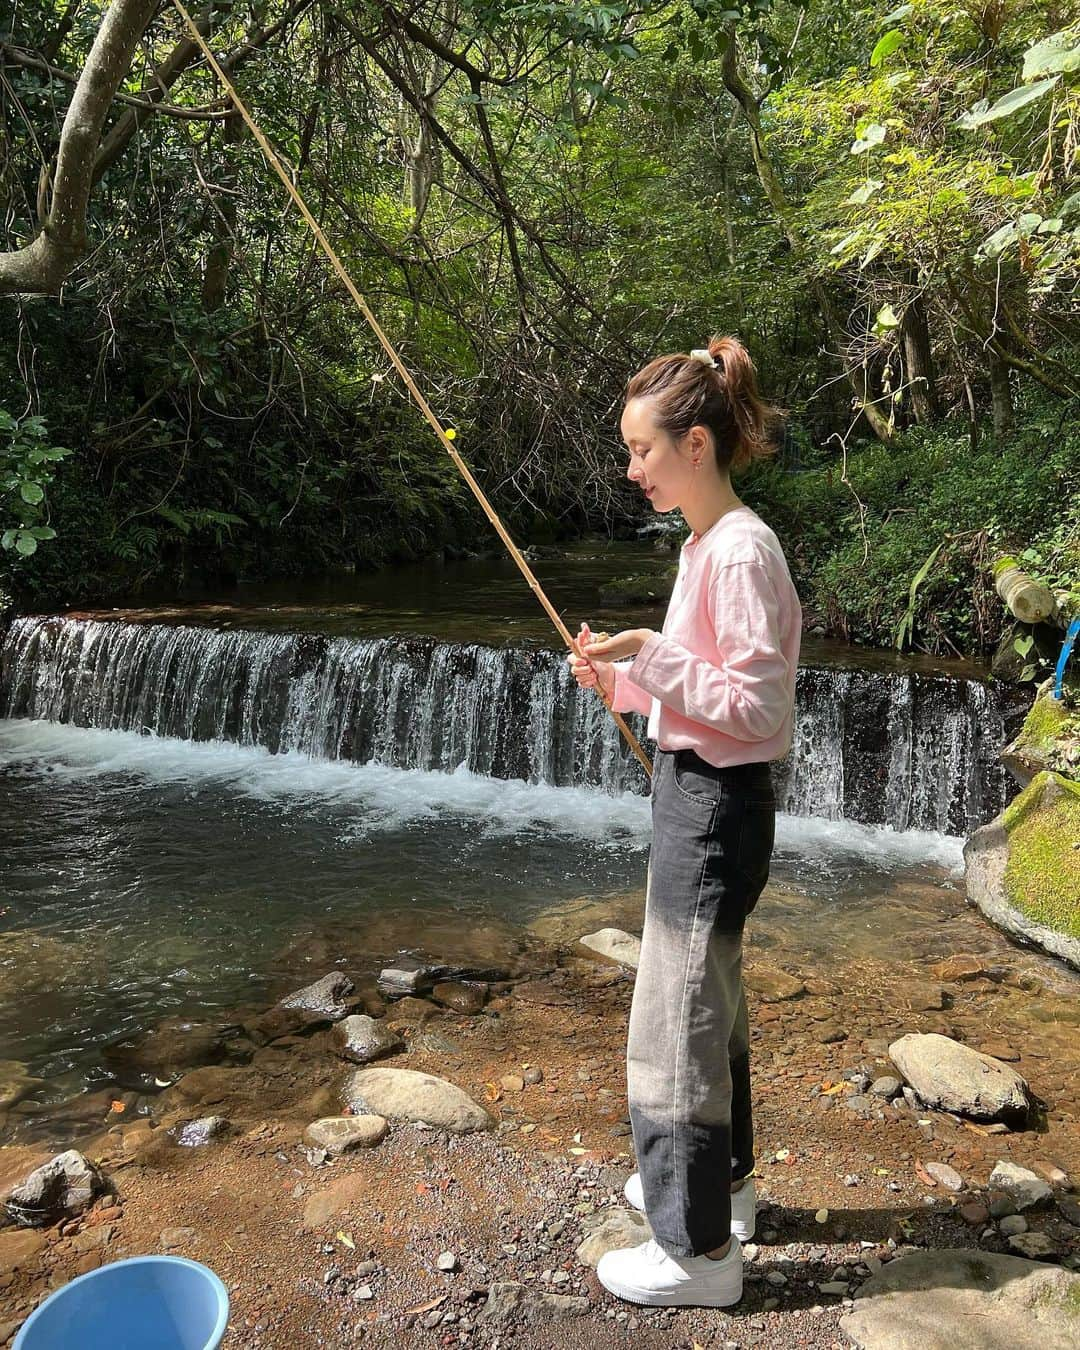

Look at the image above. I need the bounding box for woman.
[568,336,801,1308]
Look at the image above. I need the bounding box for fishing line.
[172,0,652,778]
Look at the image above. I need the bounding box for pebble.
[818,1281,849,1296]
[437,1252,458,1272]
[959,1201,990,1226]
[998,1215,1028,1237]
[925,1162,964,1192]
[765,1270,787,1287]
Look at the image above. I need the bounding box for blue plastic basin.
[13,1254,229,1350]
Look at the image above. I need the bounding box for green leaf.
[19,481,44,505]
[870,30,906,67]
[1037,217,1063,233]
[873,303,901,334]
[850,123,886,154]
[1059,190,1080,217]
[15,533,37,556]
[1022,31,1080,82]
[880,3,913,23]
[958,77,1059,129]
[845,179,884,205]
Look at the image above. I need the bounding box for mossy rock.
[598,570,676,606]
[1002,679,1080,785]
[1001,772,1080,940]
[965,771,1080,969]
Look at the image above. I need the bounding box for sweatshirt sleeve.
[610,660,654,716]
[628,560,791,742]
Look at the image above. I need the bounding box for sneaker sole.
[597,1275,744,1308]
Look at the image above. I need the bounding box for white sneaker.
[597,1236,743,1308]
[623,1173,757,1242]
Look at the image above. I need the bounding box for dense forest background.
[1,0,1077,659]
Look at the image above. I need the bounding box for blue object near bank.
[13,1255,229,1350]
[1053,617,1080,701]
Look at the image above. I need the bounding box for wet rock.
[869,1076,902,1099]
[385,996,440,1023]
[280,971,356,1019]
[478,1281,588,1326]
[5,1150,106,1228]
[975,1039,1020,1062]
[341,1068,493,1133]
[576,1207,652,1266]
[745,967,805,1002]
[172,1115,229,1148]
[998,1215,1028,1236]
[818,1280,850,1296]
[303,1115,388,1155]
[1007,1232,1060,1261]
[168,1065,258,1107]
[988,1190,1018,1219]
[431,982,486,1014]
[511,980,573,1006]
[333,1015,405,1064]
[377,960,435,996]
[929,956,997,983]
[889,1033,1030,1123]
[578,929,641,969]
[0,1061,45,1111]
[988,1162,1052,1210]
[906,984,948,1011]
[101,1019,226,1084]
[924,1163,964,1192]
[840,1249,1080,1349]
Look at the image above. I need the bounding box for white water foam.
[0,718,963,871]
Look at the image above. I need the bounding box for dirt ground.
[2,885,1078,1348]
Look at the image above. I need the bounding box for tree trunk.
[719,29,894,444]
[201,110,245,312]
[0,0,159,295]
[900,293,941,423]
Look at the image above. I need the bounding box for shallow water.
[0,717,975,1126]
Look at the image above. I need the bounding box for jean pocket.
[671,751,722,808]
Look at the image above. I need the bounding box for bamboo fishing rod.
[172,1,652,779]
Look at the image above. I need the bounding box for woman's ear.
[688,424,710,465]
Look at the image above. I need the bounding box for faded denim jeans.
[627,748,776,1257]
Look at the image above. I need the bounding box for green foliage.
[0,410,69,563]
[748,401,1080,655]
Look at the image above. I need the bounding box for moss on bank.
[1002,772,1080,941]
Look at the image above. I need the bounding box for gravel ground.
[2,889,1078,1348]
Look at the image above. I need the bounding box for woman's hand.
[566,623,656,699]
[580,627,655,661]
[567,622,615,699]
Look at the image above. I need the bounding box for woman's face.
[621,396,699,514]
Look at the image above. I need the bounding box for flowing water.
[0,542,1059,1140]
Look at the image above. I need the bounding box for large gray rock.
[478,1282,588,1327]
[988,1161,1053,1210]
[5,1150,106,1228]
[172,1115,229,1148]
[333,1015,404,1064]
[303,1115,388,1155]
[340,1068,493,1133]
[840,1249,1080,1350]
[575,1207,652,1267]
[577,929,641,969]
[279,971,355,1018]
[889,1033,1030,1122]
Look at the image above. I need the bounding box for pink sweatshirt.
[612,506,802,767]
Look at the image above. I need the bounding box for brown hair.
[624,336,782,472]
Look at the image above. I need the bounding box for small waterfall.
[0,616,1025,835]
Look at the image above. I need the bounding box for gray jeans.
[627,748,776,1256]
